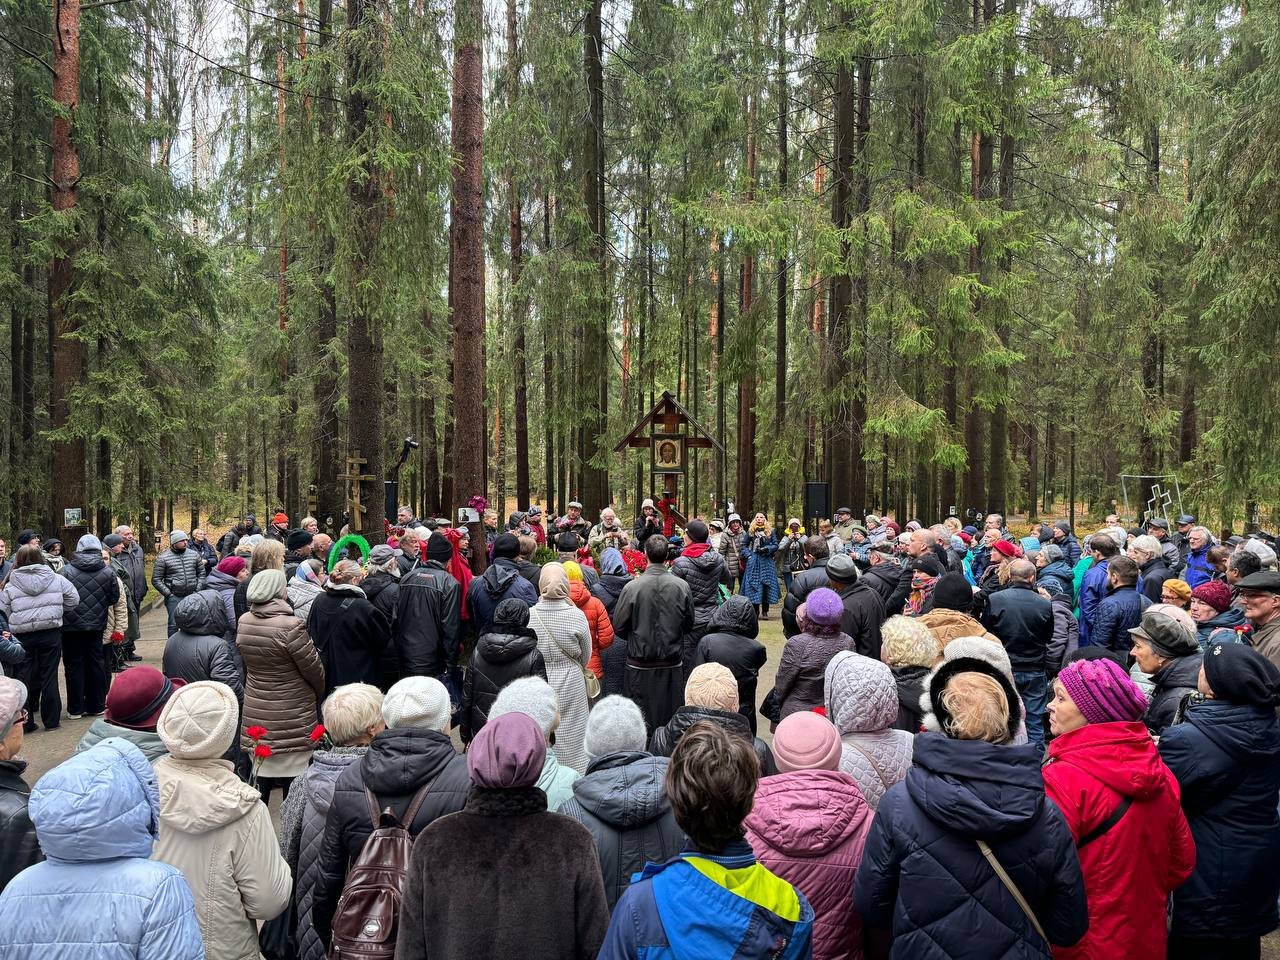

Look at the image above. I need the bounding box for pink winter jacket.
[744,769,873,960]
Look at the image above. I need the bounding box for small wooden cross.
[337,455,375,529]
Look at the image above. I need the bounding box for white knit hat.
[583,696,647,759]
[490,676,560,738]
[383,677,452,732]
[156,681,239,760]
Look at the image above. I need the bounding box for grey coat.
[278,747,367,960]
[151,548,207,599]
[0,563,79,634]
[557,751,685,909]
[119,542,148,606]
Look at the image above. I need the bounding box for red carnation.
[254,743,273,760]
[245,725,268,741]
[309,724,327,743]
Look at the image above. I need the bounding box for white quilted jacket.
[824,650,913,808]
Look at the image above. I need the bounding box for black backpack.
[328,784,431,959]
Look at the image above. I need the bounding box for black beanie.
[493,532,520,560]
[931,572,976,614]
[1204,643,1280,708]
[555,531,581,553]
[285,529,314,551]
[426,532,453,563]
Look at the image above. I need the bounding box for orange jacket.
[569,579,614,678]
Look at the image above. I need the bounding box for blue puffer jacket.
[0,738,205,959]
[1159,699,1280,939]
[1077,560,1110,646]
[1089,585,1150,653]
[854,733,1088,958]
[1183,546,1214,588]
[599,840,814,960]
[61,549,121,633]
[1195,606,1248,649]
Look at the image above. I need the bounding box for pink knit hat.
[771,710,843,773]
[1057,658,1148,725]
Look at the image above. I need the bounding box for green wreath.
[327,534,371,572]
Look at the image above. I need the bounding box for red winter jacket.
[1043,721,1196,960]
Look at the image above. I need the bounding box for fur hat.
[684,663,739,713]
[881,615,943,669]
[918,638,1027,744]
[928,656,1022,744]
[157,681,240,759]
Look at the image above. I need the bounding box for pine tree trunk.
[9,72,26,528]
[850,50,871,515]
[582,0,609,515]
[774,0,788,524]
[507,0,530,509]
[828,3,854,512]
[987,0,1015,517]
[450,0,486,568]
[345,0,386,541]
[50,0,85,539]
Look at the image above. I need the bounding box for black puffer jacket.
[311,727,470,947]
[161,590,242,698]
[891,665,930,733]
[306,582,390,695]
[648,705,777,776]
[1145,653,1203,736]
[1138,556,1173,604]
[459,627,548,743]
[150,547,206,599]
[693,597,767,734]
[61,549,121,632]
[0,759,41,893]
[781,559,830,637]
[557,752,685,909]
[393,562,461,676]
[671,547,729,628]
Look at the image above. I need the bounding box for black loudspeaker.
[804,482,831,525]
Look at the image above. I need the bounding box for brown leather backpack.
[328,784,431,959]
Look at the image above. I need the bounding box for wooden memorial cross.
[614,390,724,523]
[337,455,375,531]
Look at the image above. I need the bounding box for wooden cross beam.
[337,456,375,530]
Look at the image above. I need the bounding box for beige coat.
[153,756,292,960]
[236,598,325,753]
[916,608,1000,649]
[102,573,129,642]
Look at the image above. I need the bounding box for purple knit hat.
[467,712,547,789]
[772,711,843,773]
[1057,658,1148,725]
[805,587,844,627]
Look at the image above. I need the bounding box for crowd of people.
[0,500,1278,959]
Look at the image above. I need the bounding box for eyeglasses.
[1160,593,1180,602]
